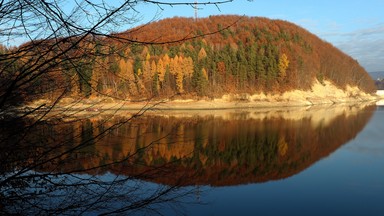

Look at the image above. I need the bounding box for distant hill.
[369,71,384,80]
[370,71,384,90]
[6,15,377,102]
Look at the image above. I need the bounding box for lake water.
[184,105,384,216]
[2,103,384,215]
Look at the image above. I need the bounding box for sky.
[134,0,384,72]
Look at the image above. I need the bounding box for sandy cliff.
[25,79,382,116]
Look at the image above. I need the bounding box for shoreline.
[24,80,384,114]
[26,92,380,112]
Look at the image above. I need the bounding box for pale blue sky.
[3,0,382,72]
[134,0,384,72]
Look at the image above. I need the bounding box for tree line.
[1,15,376,104]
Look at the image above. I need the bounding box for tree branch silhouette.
[0,0,231,215]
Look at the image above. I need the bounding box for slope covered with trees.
[2,15,376,103]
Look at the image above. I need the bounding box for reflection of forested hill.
[20,104,375,187]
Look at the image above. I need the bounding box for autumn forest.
[0,15,376,104]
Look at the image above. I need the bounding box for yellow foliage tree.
[118,58,136,95]
[198,47,207,61]
[143,53,152,86]
[166,55,181,92]
[169,55,179,75]
[150,60,157,77]
[157,58,166,83]
[162,54,170,67]
[278,53,289,80]
[183,57,194,78]
[151,60,159,93]
[145,52,151,61]
[176,73,184,93]
[202,68,208,80]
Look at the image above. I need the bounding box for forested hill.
[5,15,376,102]
[100,15,376,98]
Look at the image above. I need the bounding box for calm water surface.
[3,104,384,215]
[185,105,384,216]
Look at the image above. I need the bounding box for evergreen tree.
[152,71,159,96]
[192,67,208,96]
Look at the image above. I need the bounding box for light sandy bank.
[156,80,379,109]
[376,90,384,106]
[28,80,381,112]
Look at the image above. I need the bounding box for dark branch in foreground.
[0,0,231,215]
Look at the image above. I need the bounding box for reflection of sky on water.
[185,107,384,216]
[97,105,384,215]
[3,104,381,215]
[92,105,384,216]
[346,106,384,156]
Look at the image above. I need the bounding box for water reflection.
[30,104,375,186]
[1,103,377,214]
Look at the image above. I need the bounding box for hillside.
[2,15,377,105]
[110,15,375,96]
